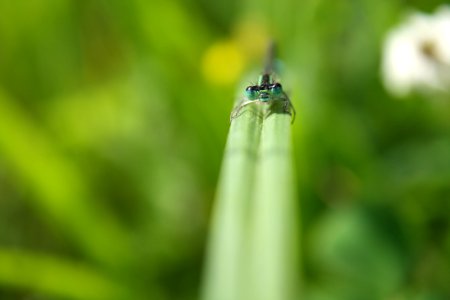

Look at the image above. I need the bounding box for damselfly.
[230,43,296,123]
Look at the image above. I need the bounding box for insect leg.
[230,100,256,122]
[289,100,296,123]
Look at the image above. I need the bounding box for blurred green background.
[0,0,449,299]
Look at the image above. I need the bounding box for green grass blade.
[202,101,299,300]
[202,106,263,300]
[246,112,299,300]
[0,248,129,299]
[0,90,132,266]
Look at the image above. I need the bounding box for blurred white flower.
[382,5,450,97]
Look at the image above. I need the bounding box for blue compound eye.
[270,82,282,95]
[245,85,259,100]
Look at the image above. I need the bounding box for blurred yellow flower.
[202,41,245,85]
[201,18,270,86]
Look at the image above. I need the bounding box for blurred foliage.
[0,0,448,299]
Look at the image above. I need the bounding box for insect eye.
[245,86,259,100]
[270,83,282,95]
